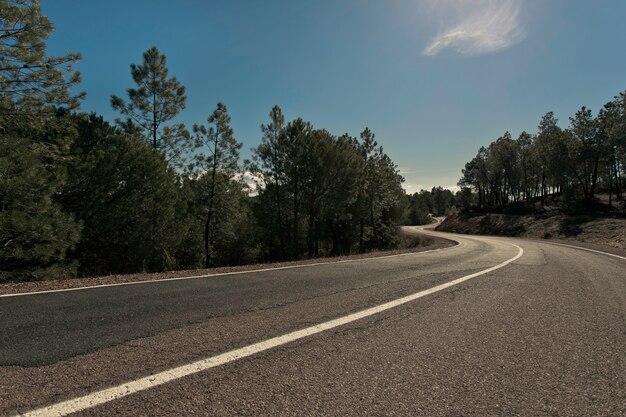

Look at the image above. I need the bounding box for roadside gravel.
[0,233,454,296]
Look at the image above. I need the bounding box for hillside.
[437,211,626,250]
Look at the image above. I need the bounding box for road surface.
[1,228,624,416]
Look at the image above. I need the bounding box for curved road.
[1,229,624,416]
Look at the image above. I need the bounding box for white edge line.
[1,239,462,298]
[17,242,523,417]
[535,240,626,261]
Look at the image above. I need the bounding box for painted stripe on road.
[17,242,522,417]
[538,240,626,261]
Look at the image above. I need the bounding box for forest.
[0,1,410,282]
[8,2,620,284]
[458,92,626,212]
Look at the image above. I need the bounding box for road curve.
[1,229,624,416]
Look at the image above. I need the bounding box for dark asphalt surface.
[2,229,625,416]
[0,233,501,367]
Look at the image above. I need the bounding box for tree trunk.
[589,153,600,203]
[273,141,285,259]
[369,196,378,247]
[523,163,530,204]
[204,131,219,268]
[292,172,299,260]
[359,218,365,253]
[330,220,339,256]
[307,202,316,258]
[152,90,158,148]
[613,147,622,200]
[540,172,545,209]
[609,150,613,207]
[204,211,211,268]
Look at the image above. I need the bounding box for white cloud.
[402,182,423,195]
[423,0,526,56]
[403,181,461,195]
[235,171,264,196]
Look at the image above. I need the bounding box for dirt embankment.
[437,212,626,250]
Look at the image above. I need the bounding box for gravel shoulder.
[0,231,455,296]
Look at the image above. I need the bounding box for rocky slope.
[437,212,626,249]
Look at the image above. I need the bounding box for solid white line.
[1,241,462,298]
[537,240,626,261]
[17,242,523,417]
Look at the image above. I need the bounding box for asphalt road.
[1,229,624,416]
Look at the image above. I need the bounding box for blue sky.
[43,0,626,193]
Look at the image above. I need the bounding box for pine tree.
[192,103,242,267]
[598,92,626,203]
[282,118,313,259]
[356,128,405,250]
[0,0,83,128]
[0,1,83,281]
[0,133,80,281]
[111,46,191,166]
[535,112,567,207]
[568,106,603,204]
[253,105,287,258]
[517,131,536,203]
[358,127,377,250]
[319,133,362,256]
[62,113,185,275]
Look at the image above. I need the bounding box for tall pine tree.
[253,105,288,259]
[111,46,191,166]
[0,1,82,281]
[192,103,242,267]
[0,0,83,128]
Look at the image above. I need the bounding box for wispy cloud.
[402,182,461,194]
[234,171,263,195]
[423,0,526,56]
[402,182,423,195]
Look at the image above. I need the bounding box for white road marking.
[17,242,523,417]
[538,240,626,261]
[0,241,461,298]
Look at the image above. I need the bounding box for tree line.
[458,92,626,211]
[403,186,468,225]
[0,1,406,282]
